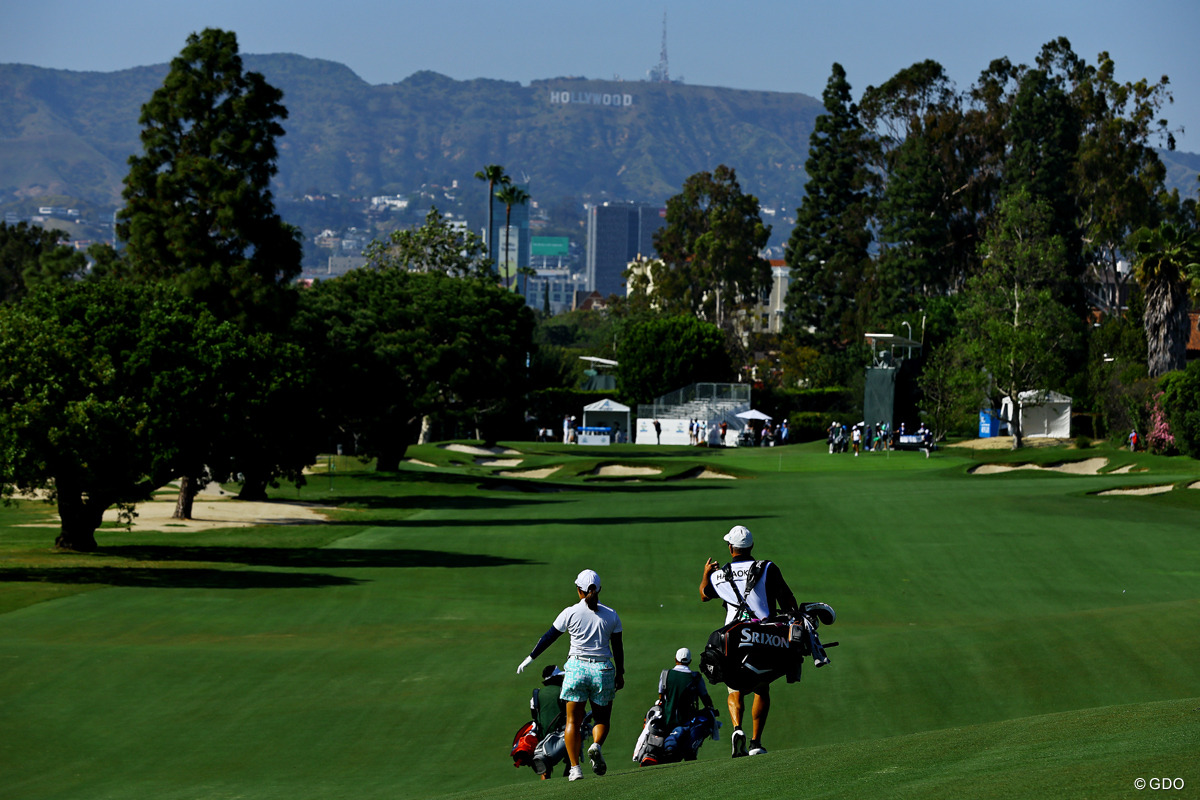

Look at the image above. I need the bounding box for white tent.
[1000,391,1072,438]
[735,409,773,421]
[582,398,631,441]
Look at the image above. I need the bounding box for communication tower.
[648,12,669,83]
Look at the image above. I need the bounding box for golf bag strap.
[722,560,766,620]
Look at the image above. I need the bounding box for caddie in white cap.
[699,524,798,759]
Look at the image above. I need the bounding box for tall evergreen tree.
[783,63,872,349]
[116,28,302,329]
[115,28,305,516]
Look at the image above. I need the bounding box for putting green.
[1,441,1196,798]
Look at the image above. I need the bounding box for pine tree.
[116,28,301,329]
[783,63,872,348]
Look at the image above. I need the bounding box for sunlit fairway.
[1,440,1197,799]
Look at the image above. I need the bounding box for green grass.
[1,439,1197,799]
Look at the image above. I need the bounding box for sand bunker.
[593,465,662,477]
[475,458,523,468]
[497,466,562,479]
[1097,485,1174,496]
[441,444,521,457]
[22,485,332,533]
[970,457,1108,476]
[694,469,737,479]
[1108,464,1138,474]
[403,458,438,468]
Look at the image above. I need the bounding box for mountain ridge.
[0,54,823,211]
[1,54,1195,218]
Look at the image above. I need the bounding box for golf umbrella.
[735,409,773,421]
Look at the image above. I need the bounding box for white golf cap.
[724,525,753,549]
[675,647,692,665]
[575,569,601,592]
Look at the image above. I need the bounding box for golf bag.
[511,720,538,768]
[633,704,719,766]
[700,602,837,692]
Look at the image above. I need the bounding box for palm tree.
[1132,223,1200,376]
[494,183,530,290]
[473,164,510,268]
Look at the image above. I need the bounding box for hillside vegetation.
[0,56,822,209]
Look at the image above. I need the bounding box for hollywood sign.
[549,90,634,107]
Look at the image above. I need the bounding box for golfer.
[699,525,798,758]
[518,569,624,781]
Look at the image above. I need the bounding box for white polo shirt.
[553,599,622,659]
[708,559,773,624]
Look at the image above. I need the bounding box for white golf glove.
[517,655,533,675]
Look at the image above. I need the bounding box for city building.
[585,202,665,297]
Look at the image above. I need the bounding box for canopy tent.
[582,398,631,441]
[735,409,773,421]
[1000,391,1072,438]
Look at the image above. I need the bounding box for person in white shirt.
[518,569,624,781]
[699,525,798,758]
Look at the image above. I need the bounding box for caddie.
[699,524,798,757]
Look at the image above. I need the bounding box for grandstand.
[635,383,751,445]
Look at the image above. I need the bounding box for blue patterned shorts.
[561,656,616,706]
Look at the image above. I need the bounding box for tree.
[1130,223,1200,377]
[474,164,511,267]
[917,343,987,442]
[494,183,530,290]
[862,61,976,304]
[0,222,88,303]
[1002,66,1084,309]
[361,205,490,277]
[115,28,307,514]
[956,189,1078,448]
[784,64,872,349]
[1159,359,1200,459]
[651,165,771,329]
[615,315,732,403]
[116,28,302,328]
[295,269,535,470]
[0,280,243,550]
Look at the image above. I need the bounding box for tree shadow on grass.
[314,514,768,530]
[0,549,537,590]
[95,546,539,571]
[0,566,364,590]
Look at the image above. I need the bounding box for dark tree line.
[780,39,1198,442]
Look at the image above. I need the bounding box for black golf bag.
[700,602,837,692]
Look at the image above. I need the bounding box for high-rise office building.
[585,202,665,297]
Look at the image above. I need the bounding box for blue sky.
[4,0,1198,151]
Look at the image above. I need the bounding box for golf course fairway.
[1,439,1196,799]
